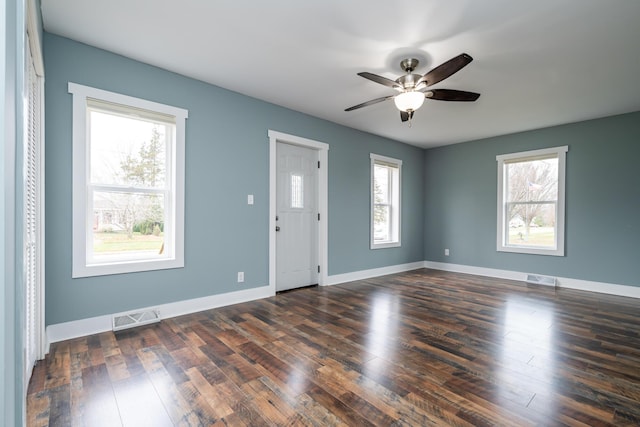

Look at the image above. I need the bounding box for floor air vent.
[112,309,160,331]
[526,274,557,287]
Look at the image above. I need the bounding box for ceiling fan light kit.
[346,53,480,124]
[394,91,425,112]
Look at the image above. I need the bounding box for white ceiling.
[41,0,640,149]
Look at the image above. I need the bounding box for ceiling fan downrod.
[400,58,420,74]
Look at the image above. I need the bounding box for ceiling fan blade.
[345,95,394,112]
[426,89,480,102]
[417,53,473,87]
[358,72,403,90]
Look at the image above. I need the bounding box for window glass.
[373,164,391,242]
[497,146,567,256]
[89,109,168,189]
[505,157,558,248]
[290,174,304,208]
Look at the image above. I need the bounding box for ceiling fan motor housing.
[397,58,424,91]
[396,74,424,91]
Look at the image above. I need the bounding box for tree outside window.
[505,157,558,246]
[90,109,168,259]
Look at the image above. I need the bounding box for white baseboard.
[46,261,424,350]
[46,284,274,351]
[423,261,523,281]
[324,261,425,286]
[424,261,640,299]
[557,276,640,299]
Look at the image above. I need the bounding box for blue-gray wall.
[424,112,640,287]
[44,33,425,325]
[44,31,640,329]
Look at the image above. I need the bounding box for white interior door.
[276,142,318,291]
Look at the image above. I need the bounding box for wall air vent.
[526,274,557,287]
[112,309,160,332]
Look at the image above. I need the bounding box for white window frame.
[370,153,402,249]
[496,145,568,256]
[69,83,188,277]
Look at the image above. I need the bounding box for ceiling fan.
[345,53,480,124]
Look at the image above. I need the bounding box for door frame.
[268,130,329,293]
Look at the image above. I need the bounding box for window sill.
[497,245,564,257]
[72,257,184,278]
[371,241,401,250]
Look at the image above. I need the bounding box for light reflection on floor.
[500,295,556,415]
[286,360,310,396]
[366,292,400,361]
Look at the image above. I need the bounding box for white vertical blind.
[24,34,44,386]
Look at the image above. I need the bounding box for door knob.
[275,226,280,232]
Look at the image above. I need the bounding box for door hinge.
[317,213,320,221]
[317,265,320,273]
[318,161,320,168]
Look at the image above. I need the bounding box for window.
[290,173,304,208]
[371,153,402,249]
[69,83,188,277]
[496,146,568,256]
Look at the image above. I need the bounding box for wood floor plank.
[27,359,47,395]
[68,339,86,426]
[184,366,235,419]
[136,346,205,426]
[306,384,377,427]
[46,384,72,427]
[111,374,174,427]
[78,364,122,427]
[241,378,298,425]
[27,268,640,426]
[104,353,130,382]
[26,390,50,427]
[44,341,70,390]
[87,334,106,367]
[113,333,146,378]
[257,375,349,426]
[238,341,313,395]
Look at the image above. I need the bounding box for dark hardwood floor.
[27,269,640,426]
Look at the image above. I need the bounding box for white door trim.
[268,130,329,293]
